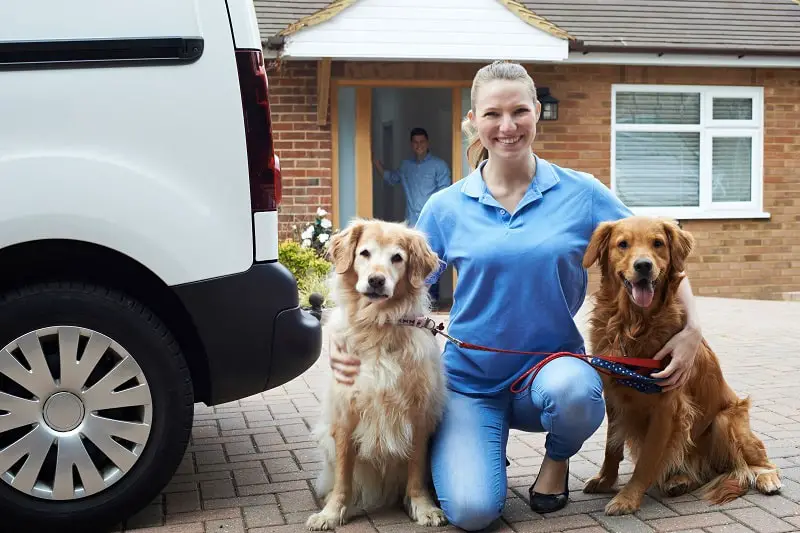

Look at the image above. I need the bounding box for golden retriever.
[581,216,781,515]
[305,218,448,531]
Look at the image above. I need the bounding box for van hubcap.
[0,326,153,500]
[43,392,85,432]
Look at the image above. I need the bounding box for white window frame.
[611,84,769,220]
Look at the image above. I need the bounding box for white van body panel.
[0,0,278,286]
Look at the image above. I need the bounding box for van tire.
[0,281,194,532]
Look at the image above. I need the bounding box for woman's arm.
[651,274,704,391]
[677,275,702,333]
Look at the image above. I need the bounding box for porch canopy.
[266,0,571,62]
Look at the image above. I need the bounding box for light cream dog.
[306,219,448,531]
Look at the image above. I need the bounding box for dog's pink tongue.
[632,284,654,308]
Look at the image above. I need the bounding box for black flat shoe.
[528,461,569,514]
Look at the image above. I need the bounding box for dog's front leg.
[307,411,357,530]
[606,411,674,516]
[585,403,624,494]
[404,420,447,527]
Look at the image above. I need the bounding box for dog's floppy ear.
[583,220,615,270]
[662,219,695,275]
[405,231,441,290]
[327,221,365,274]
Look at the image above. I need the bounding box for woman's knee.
[536,358,605,431]
[439,491,504,531]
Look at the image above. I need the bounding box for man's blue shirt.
[384,152,451,226]
[415,156,633,396]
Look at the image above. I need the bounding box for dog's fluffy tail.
[700,471,750,504]
[698,396,761,504]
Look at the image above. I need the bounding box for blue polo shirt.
[415,156,633,396]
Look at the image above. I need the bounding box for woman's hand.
[329,334,360,385]
[651,323,702,392]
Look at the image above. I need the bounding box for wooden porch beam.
[316,58,332,126]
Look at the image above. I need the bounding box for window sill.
[628,208,771,221]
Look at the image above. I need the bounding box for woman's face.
[468,79,540,163]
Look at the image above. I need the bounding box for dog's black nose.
[634,258,653,275]
[368,274,385,289]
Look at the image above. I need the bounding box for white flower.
[318,233,330,243]
[301,226,314,240]
[302,239,312,248]
[316,207,328,217]
[320,218,332,229]
[292,224,297,230]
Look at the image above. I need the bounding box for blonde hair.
[462,60,538,170]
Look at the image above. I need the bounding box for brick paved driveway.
[123,296,800,533]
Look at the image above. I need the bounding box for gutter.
[569,40,800,58]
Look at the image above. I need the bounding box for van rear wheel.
[0,282,193,532]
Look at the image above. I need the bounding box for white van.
[0,1,322,530]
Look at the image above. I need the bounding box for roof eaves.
[278,0,358,38]
[497,0,573,40]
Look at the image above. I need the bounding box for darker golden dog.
[581,216,781,515]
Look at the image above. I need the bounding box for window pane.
[712,137,752,202]
[713,98,752,120]
[616,92,700,124]
[616,132,700,207]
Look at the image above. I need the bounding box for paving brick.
[203,494,277,510]
[232,466,269,486]
[242,505,284,528]
[264,456,300,475]
[276,489,319,513]
[706,524,758,533]
[743,492,800,517]
[513,514,599,532]
[127,524,204,533]
[203,517,244,533]
[646,512,733,532]
[200,479,236,500]
[725,507,796,533]
[236,480,309,496]
[592,513,655,533]
[223,439,255,456]
[165,491,201,514]
[165,508,241,526]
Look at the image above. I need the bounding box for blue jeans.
[430,357,605,531]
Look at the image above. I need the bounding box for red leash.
[397,317,665,394]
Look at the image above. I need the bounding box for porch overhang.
[267,0,572,63]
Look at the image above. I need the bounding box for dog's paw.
[306,507,346,531]
[605,493,641,516]
[755,470,782,495]
[583,475,616,494]
[662,474,694,497]
[406,496,448,527]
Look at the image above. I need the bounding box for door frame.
[330,78,470,294]
[331,78,470,225]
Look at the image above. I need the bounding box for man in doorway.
[374,127,451,305]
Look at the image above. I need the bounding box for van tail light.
[235,49,281,211]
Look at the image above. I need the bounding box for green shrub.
[279,239,332,281]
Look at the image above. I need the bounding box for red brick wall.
[267,60,800,300]
[266,61,333,237]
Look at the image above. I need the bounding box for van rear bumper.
[171,261,323,405]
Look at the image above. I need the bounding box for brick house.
[258,0,800,302]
